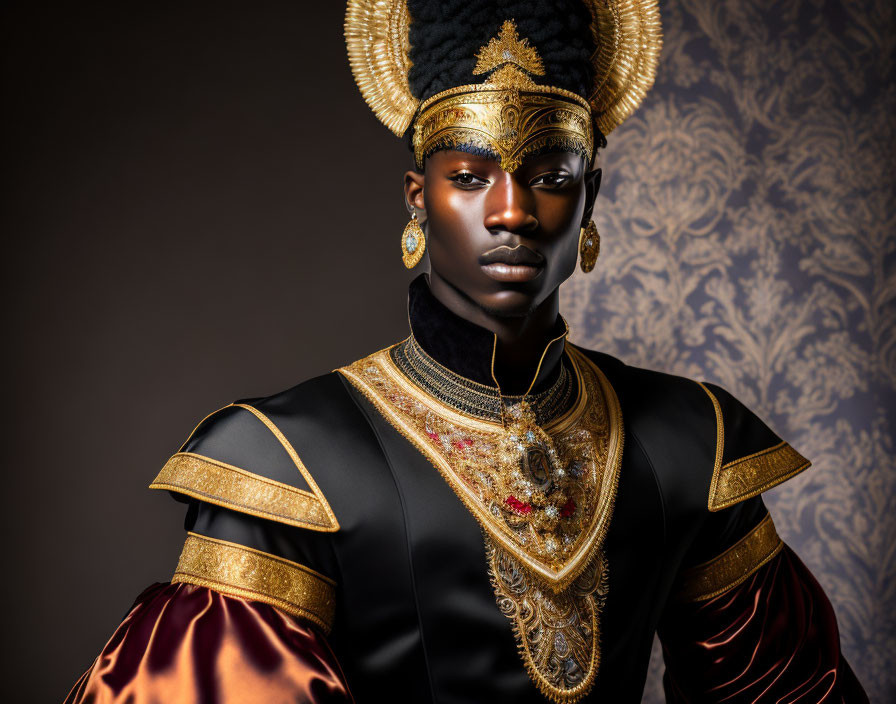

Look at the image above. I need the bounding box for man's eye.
[450,172,485,186]
[533,173,570,187]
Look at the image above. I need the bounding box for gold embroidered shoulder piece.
[699,385,811,512]
[338,344,623,703]
[150,404,339,532]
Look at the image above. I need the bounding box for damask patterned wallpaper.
[560,0,895,700]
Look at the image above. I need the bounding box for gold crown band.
[413,85,594,173]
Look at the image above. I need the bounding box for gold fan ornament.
[345,0,662,171]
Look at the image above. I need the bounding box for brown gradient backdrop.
[1,2,414,701]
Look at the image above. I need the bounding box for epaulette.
[699,383,811,512]
[150,402,339,532]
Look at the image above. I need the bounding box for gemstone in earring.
[401,214,426,268]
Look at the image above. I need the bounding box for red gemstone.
[560,497,576,518]
[505,496,532,515]
[426,430,439,442]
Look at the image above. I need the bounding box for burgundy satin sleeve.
[659,545,867,703]
[64,582,354,704]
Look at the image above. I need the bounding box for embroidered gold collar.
[390,333,575,424]
[338,343,623,702]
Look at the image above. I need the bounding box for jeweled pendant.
[401,213,426,268]
[578,220,600,273]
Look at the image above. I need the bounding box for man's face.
[406,149,599,318]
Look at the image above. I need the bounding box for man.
[67,1,866,701]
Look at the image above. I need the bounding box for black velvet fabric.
[405,0,596,104]
[407,273,567,395]
[704,381,784,464]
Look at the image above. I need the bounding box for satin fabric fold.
[659,544,867,703]
[64,582,353,704]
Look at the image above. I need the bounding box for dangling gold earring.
[401,212,426,269]
[578,220,600,273]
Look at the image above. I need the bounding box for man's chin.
[475,291,541,319]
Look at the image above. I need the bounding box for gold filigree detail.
[708,441,811,512]
[401,212,426,268]
[413,88,593,172]
[578,221,601,273]
[473,19,546,79]
[173,533,337,633]
[150,452,337,530]
[674,513,783,602]
[488,538,608,703]
[337,344,622,701]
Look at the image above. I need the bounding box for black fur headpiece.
[406,0,597,104]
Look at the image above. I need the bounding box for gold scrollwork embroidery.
[488,538,609,703]
[413,87,594,173]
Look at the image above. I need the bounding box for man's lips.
[479,245,545,267]
[479,245,544,282]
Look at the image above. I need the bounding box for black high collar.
[406,274,568,396]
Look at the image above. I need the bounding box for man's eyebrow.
[436,146,501,164]
[522,157,581,172]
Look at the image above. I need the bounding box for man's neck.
[425,273,562,389]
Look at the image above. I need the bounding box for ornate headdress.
[345,0,662,172]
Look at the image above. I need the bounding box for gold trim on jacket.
[173,533,337,632]
[674,513,783,602]
[149,404,339,532]
[700,386,811,511]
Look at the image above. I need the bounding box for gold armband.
[173,533,337,633]
[675,513,783,602]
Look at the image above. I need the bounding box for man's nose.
[483,172,538,235]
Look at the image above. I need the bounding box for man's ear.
[404,170,426,215]
[582,167,602,225]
